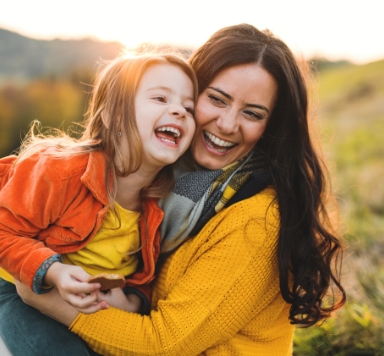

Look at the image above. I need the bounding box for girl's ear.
[101,110,109,128]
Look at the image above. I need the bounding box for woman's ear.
[101,110,109,129]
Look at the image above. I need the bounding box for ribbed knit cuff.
[33,254,62,294]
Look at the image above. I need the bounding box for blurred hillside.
[0,28,123,81]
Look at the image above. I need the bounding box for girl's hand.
[98,288,142,313]
[43,262,105,313]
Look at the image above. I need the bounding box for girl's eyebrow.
[146,85,172,92]
[207,86,270,114]
[147,86,194,102]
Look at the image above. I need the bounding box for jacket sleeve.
[0,154,64,291]
[70,191,283,356]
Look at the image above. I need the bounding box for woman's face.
[190,63,278,170]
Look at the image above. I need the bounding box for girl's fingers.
[66,281,101,296]
[76,301,109,314]
[66,290,99,309]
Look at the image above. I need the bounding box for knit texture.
[70,187,295,355]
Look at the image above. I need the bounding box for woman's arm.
[15,280,80,326]
[20,189,286,355]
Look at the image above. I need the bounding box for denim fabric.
[0,278,101,356]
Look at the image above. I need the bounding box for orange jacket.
[0,150,163,297]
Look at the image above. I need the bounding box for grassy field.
[293,60,384,355]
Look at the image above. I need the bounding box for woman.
[12,23,345,355]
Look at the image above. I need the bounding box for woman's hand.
[98,288,142,313]
[43,262,104,313]
[14,279,80,326]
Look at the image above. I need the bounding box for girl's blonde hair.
[16,50,198,206]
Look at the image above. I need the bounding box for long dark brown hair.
[189,23,346,326]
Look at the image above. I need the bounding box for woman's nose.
[216,110,239,134]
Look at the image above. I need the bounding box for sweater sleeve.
[70,189,283,356]
[0,154,63,291]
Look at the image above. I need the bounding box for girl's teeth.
[159,137,176,144]
[156,127,180,138]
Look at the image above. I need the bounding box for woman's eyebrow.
[208,86,270,113]
[248,103,269,114]
[208,86,233,100]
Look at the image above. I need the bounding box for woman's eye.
[244,110,262,120]
[185,106,194,115]
[208,95,226,105]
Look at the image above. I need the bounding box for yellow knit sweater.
[70,187,295,355]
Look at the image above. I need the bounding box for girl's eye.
[244,110,263,121]
[153,96,166,102]
[208,94,226,105]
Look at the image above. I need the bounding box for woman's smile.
[203,130,236,154]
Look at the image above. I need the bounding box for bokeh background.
[1,1,383,354]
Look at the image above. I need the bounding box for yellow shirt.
[0,268,13,284]
[0,203,140,284]
[70,187,295,355]
[62,203,140,277]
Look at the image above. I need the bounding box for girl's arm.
[18,189,290,355]
[0,154,65,292]
[0,153,105,294]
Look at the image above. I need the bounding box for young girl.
[0,50,197,315]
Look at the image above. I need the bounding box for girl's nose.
[169,104,186,119]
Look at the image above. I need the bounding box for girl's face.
[190,63,278,170]
[134,63,195,169]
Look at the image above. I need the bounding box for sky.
[1,0,383,65]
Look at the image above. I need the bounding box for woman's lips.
[203,131,236,153]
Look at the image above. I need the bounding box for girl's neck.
[115,165,162,211]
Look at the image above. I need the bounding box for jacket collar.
[81,151,109,206]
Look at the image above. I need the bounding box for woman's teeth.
[204,131,235,151]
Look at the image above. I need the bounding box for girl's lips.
[155,124,184,145]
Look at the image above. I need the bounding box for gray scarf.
[159,149,270,254]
